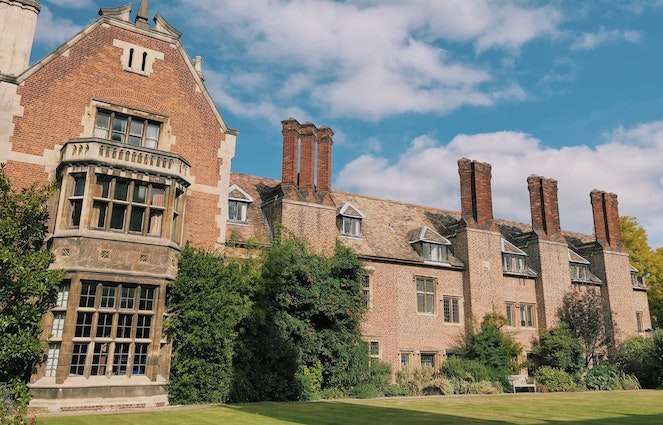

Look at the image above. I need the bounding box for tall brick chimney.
[458,158,496,230]
[298,122,317,191]
[279,118,334,201]
[528,175,563,241]
[590,190,624,251]
[316,126,334,194]
[281,118,300,187]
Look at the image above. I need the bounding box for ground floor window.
[420,353,436,368]
[44,343,61,377]
[400,352,411,367]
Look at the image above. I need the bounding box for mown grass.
[36,390,663,425]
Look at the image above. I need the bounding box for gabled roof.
[408,226,451,245]
[501,238,527,255]
[18,3,236,136]
[338,202,365,219]
[228,184,254,202]
[568,248,591,264]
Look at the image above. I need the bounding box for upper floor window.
[501,239,532,276]
[68,174,86,228]
[409,226,451,264]
[520,303,536,328]
[361,274,371,309]
[443,296,462,324]
[630,266,646,289]
[92,175,165,236]
[337,203,364,237]
[227,184,253,224]
[416,276,435,314]
[568,249,601,284]
[94,110,160,149]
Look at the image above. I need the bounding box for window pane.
[117,314,133,338]
[79,283,96,308]
[91,343,110,376]
[148,210,162,236]
[129,120,144,146]
[45,343,61,377]
[96,176,111,198]
[69,343,88,376]
[136,315,152,339]
[113,180,129,201]
[443,298,451,322]
[452,299,460,323]
[73,175,86,196]
[139,287,154,311]
[96,313,114,338]
[111,116,127,142]
[129,207,145,232]
[93,201,108,228]
[112,343,130,375]
[145,123,159,149]
[56,284,70,308]
[426,294,434,314]
[75,312,93,337]
[110,204,126,230]
[52,312,66,338]
[151,187,165,207]
[69,200,82,227]
[121,287,135,310]
[95,112,111,139]
[100,286,116,308]
[417,293,425,313]
[132,343,149,375]
[133,184,148,203]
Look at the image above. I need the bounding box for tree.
[231,235,369,401]
[459,313,522,380]
[558,290,613,366]
[0,165,63,383]
[532,323,584,376]
[166,245,257,404]
[620,216,663,328]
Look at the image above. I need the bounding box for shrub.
[0,379,31,425]
[533,324,584,375]
[612,336,657,388]
[297,361,323,400]
[440,357,492,382]
[349,383,381,399]
[395,366,435,396]
[583,364,640,391]
[367,361,392,393]
[534,366,580,392]
[448,377,501,394]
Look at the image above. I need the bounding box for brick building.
[0,0,651,413]
[1,0,236,411]
[229,118,651,374]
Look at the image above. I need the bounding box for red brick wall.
[6,23,228,248]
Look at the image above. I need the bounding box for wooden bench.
[507,374,536,393]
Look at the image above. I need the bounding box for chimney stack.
[590,190,624,251]
[458,158,495,230]
[528,175,562,241]
[316,126,334,194]
[281,118,300,187]
[280,118,334,199]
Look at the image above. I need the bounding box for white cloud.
[173,0,562,120]
[33,6,84,48]
[44,0,93,7]
[335,123,663,248]
[570,27,642,51]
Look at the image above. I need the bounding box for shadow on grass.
[224,399,663,425]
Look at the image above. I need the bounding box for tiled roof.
[227,172,599,266]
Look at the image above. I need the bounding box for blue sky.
[31,0,663,248]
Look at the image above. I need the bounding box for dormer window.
[338,203,364,237]
[409,227,451,264]
[501,239,537,277]
[227,184,253,224]
[568,249,601,284]
[630,266,646,290]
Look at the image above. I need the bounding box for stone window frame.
[94,109,162,149]
[443,295,462,324]
[519,303,537,328]
[415,275,436,315]
[62,281,158,378]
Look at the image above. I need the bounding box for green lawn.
[36,390,663,425]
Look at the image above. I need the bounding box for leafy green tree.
[620,216,663,327]
[558,290,612,366]
[532,323,584,376]
[232,236,369,401]
[166,245,257,404]
[612,336,658,388]
[459,313,522,380]
[0,165,63,383]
